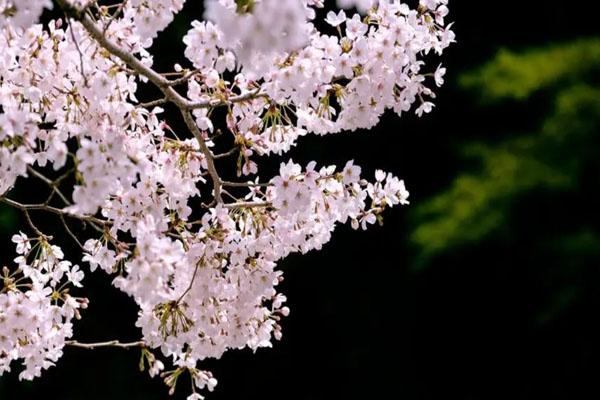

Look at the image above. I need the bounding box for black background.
[1,1,599,399]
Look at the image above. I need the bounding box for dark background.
[1,1,599,399]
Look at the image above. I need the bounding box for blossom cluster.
[0,234,86,380]
[0,0,53,29]
[0,0,453,398]
[125,0,186,42]
[204,0,315,77]
[105,160,409,363]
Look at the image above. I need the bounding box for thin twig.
[101,0,127,34]
[65,15,89,87]
[188,88,268,109]
[181,110,222,203]
[22,209,47,239]
[213,148,239,160]
[177,263,200,303]
[221,181,272,188]
[27,166,72,206]
[65,340,145,349]
[168,69,201,86]
[223,201,272,209]
[60,214,85,251]
[139,97,168,109]
[0,197,108,226]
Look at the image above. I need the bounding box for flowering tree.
[0,0,453,398]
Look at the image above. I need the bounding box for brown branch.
[213,148,239,160]
[65,340,145,350]
[224,201,272,209]
[180,110,222,203]
[58,1,227,203]
[59,0,267,113]
[221,181,272,188]
[60,213,85,250]
[101,0,128,34]
[56,1,272,205]
[139,97,168,109]
[23,209,48,239]
[187,88,268,109]
[177,263,200,304]
[58,0,189,108]
[0,197,108,226]
[168,69,201,87]
[27,166,71,206]
[65,14,89,87]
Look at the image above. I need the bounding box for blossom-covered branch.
[0,0,454,398]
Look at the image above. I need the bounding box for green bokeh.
[409,38,600,323]
[411,38,600,265]
[459,38,600,101]
[0,205,17,235]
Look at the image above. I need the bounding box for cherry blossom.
[0,0,454,397]
[1,234,87,380]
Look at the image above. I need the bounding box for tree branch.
[221,181,272,188]
[180,110,223,203]
[56,0,271,205]
[0,197,108,227]
[57,0,189,108]
[213,148,238,160]
[60,213,86,251]
[168,69,201,87]
[27,166,71,206]
[58,0,266,110]
[139,97,168,109]
[224,201,272,209]
[65,340,145,349]
[187,88,267,109]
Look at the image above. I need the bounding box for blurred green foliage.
[411,38,600,268]
[0,205,17,235]
[459,38,600,101]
